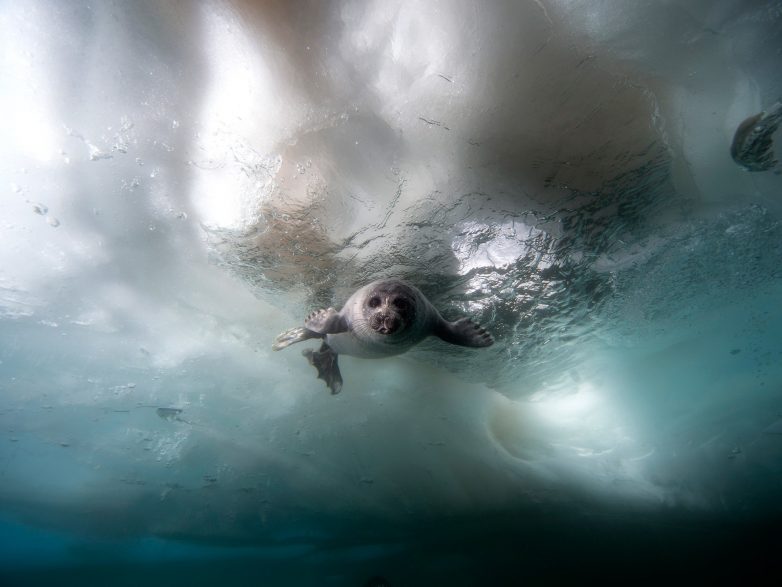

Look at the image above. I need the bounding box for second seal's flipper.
[272,327,321,351]
[730,101,782,172]
[302,342,343,394]
[304,307,348,334]
[434,317,494,348]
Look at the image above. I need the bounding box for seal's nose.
[371,313,400,334]
[382,315,400,333]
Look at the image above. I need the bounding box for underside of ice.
[1,1,781,583]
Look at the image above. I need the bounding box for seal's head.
[363,281,417,336]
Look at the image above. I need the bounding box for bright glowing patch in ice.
[190,7,282,230]
[528,381,638,462]
[451,220,545,273]
[0,23,59,163]
[531,382,602,426]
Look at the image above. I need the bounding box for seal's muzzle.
[370,313,401,335]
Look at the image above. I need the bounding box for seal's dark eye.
[368,296,381,308]
[393,298,409,310]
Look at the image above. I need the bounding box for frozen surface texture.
[1,0,781,584]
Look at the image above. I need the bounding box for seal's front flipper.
[304,307,348,335]
[435,317,494,348]
[302,342,343,394]
[272,327,320,351]
[730,101,782,172]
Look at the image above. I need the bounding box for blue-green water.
[1,1,781,584]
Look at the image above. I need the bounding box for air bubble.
[121,177,140,191]
[88,143,113,161]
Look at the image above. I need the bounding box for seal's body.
[273,279,493,393]
[730,101,782,172]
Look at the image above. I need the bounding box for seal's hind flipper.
[435,317,494,348]
[272,327,320,351]
[302,342,343,394]
[304,307,348,335]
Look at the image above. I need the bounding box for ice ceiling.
[1,0,781,582]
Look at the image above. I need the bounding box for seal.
[730,101,782,172]
[272,279,494,394]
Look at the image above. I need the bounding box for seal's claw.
[436,317,494,348]
[304,307,348,335]
[272,327,319,351]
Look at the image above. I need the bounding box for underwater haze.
[1,0,781,584]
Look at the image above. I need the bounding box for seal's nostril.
[369,312,401,334]
[370,313,388,332]
[383,316,401,333]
